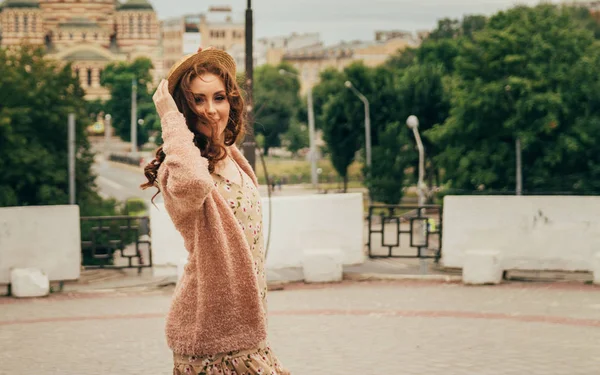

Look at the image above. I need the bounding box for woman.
[141,47,289,375]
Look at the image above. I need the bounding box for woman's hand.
[153,79,179,119]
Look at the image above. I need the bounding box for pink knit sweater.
[158,111,267,356]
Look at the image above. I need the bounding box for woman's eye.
[215,95,226,101]
[194,97,204,104]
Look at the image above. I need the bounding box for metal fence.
[80,215,152,272]
[366,205,443,261]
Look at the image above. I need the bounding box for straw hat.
[167,47,237,95]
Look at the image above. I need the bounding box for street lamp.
[505,84,522,195]
[344,81,372,172]
[104,113,112,160]
[244,0,256,171]
[131,77,137,155]
[407,115,425,207]
[137,118,144,126]
[279,68,318,187]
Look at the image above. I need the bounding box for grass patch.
[255,156,364,185]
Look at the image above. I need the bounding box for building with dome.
[0,0,161,100]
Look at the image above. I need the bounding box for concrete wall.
[442,196,600,272]
[151,193,365,276]
[0,205,81,284]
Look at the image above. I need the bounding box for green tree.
[281,119,309,156]
[100,57,154,147]
[429,4,600,193]
[0,45,106,211]
[397,63,451,188]
[312,67,346,130]
[318,63,372,191]
[253,63,301,155]
[365,121,412,204]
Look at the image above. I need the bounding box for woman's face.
[189,73,230,139]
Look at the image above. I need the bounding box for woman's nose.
[206,101,217,115]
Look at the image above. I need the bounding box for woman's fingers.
[153,79,179,118]
[153,79,168,105]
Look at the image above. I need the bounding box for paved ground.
[1,280,599,375]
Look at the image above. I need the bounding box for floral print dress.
[173,166,289,375]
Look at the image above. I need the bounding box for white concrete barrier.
[150,202,187,277]
[0,205,81,285]
[593,252,600,285]
[463,250,503,285]
[151,193,365,278]
[442,196,600,273]
[262,193,364,270]
[11,268,50,298]
[302,248,343,283]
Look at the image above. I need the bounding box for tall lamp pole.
[407,115,425,207]
[243,0,256,171]
[280,69,317,187]
[130,77,137,155]
[104,113,112,161]
[344,81,372,172]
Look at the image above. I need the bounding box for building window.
[146,15,151,35]
[15,16,19,33]
[74,68,79,79]
[129,16,134,35]
[69,33,73,40]
[82,32,86,40]
[23,15,28,34]
[138,16,143,34]
[94,33,98,40]
[32,16,36,33]
[58,32,62,40]
[87,68,92,87]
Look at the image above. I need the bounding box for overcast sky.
[150,0,567,44]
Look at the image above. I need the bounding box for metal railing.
[80,215,152,272]
[367,205,443,261]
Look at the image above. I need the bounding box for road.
[92,155,366,203]
[1,280,599,375]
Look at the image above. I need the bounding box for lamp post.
[344,81,372,172]
[280,69,317,187]
[104,113,112,160]
[130,77,137,155]
[407,115,425,207]
[243,0,256,171]
[505,84,523,195]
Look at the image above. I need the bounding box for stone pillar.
[78,67,86,87]
[92,67,100,88]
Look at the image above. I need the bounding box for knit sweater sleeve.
[158,111,214,208]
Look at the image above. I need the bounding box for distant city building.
[0,0,162,100]
[570,0,600,11]
[160,6,244,75]
[200,6,244,52]
[281,32,420,94]
[161,13,202,71]
[228,32,322,72]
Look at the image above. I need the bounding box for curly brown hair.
[140,61,246,201]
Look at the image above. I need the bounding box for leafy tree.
[365,121,412,204]
[384,47,417,70]
[281,119,309,156]
[312,67,346,130]
[429,4,600,193]
[100,57,154,147]
[397,63,451,187]
[318,63,372,191]
[253,62,301,155]
[0,45,108,212]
